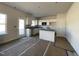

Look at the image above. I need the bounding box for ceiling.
[4,2,72,17]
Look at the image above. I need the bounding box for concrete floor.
[0,36,77,56]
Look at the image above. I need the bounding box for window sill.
[0,33,8,36]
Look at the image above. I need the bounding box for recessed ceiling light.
[38,6,40,8]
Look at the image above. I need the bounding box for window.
[0,13,7,35]
[19,19,25,35]
[31,20,37,26]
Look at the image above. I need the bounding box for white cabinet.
[39,29,55,42]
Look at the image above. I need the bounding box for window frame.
[0,13,7,36]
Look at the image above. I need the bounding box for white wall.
[39,14,66,37]
[66,2,79,55]
[0,3,32,44]
[56,13,66,37]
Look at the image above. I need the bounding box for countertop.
[39,28,55,31]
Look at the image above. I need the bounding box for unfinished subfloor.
[0,36,77,56]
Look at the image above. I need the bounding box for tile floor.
[0,36,77,56]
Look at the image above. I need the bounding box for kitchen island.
[39,28,55,42]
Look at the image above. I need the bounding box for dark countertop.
[25,25,55,31]
[25,25,42,29]
[39,28,55,31]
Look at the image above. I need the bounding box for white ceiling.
[4,2,72,17]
